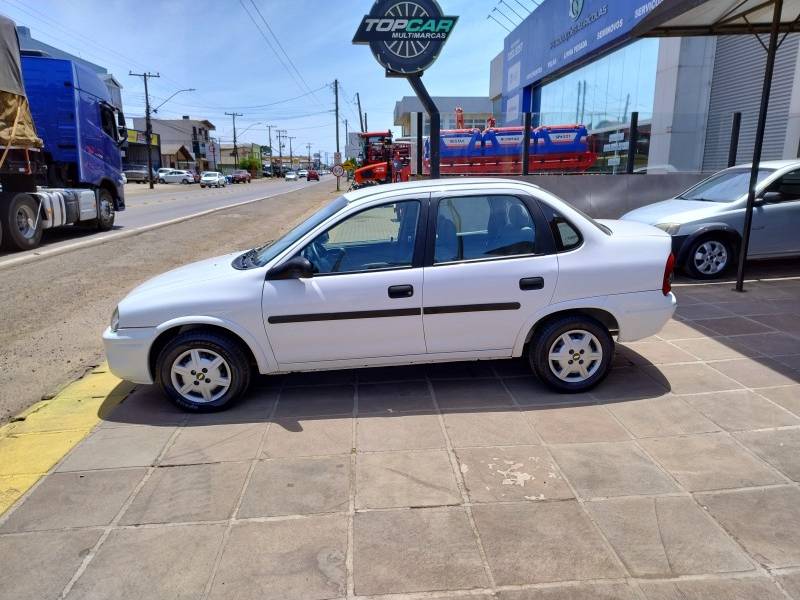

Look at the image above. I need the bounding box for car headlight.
[110,307,120,332]
[655,223,682,236]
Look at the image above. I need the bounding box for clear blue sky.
[1,0,509,158]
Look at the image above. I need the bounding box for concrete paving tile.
[67,523,225,599]
[776,353,800,372]
[695,316,774,336]
[0,529,101,600]
[492,357,536,377]
[758,385,800,417]
[505,376,592,405]
[735,428,800,481]
[184,389,277,425]
[160,422,265,465]
[732,332,800,357]
[620,340,700,365]
[656,319,716,340]
[282,369,355,386]
[472,501,623,585]
[443,409,541,447]
[356,413,445,451]
[685,390,800,431]
[607,396,719,438]
[356,380,434,414]
[777,571,800,599]
[712,357,800,388]
[262,417,352,458]
[591,367,670,402]
[426,360,497,379]
[498,583,640,599]
[750,313,800,334]
[671,337,758,361]
[675,303,734,320]
[120,462,249,525]
[238,456,350,517]
[275,385,354,417]
[432,378,514,409]
[585,496,752,577]
[639,576,786,600]
[353,507,487,595]
[455,445,572,503]
[1,469,145,532]
[550,441,679,498]
[355,449,460,509]
[527,405,630,444]
[355,364,427,382]
[57,425,176,471]
[640,433,782,491]
[208,516,346,600]
[644,363,743,395]
[100,386,186,427]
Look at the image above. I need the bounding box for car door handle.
[388,284,414,299]
[519,277,544,291]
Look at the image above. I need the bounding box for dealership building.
[491,0,800,173]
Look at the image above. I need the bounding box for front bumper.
[607,291,677,342]
[102,326,158,384]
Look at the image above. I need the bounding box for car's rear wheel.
[528,315,613,393]
[685,236,734,279]
[156,330,251,411]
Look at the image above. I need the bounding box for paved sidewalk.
[2,278,800,599]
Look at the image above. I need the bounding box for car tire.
[0,192,43,250]
[200,185,205,188]
[158,178,165,184]
[684,235,735,280]
[156,330,252,412]
[528,315,614,393]
[89,189,115,231]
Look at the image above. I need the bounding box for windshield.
[251,196,348,267]
[678,168,774,202]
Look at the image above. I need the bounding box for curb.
[0,363,134,515]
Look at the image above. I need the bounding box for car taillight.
[663,253,676,296]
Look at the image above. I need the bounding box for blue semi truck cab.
[0,46,127,251]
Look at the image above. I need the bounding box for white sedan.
[104,179,676,411]
[160,169,195,184]
[285,171,299,181]
[199,172,227,188]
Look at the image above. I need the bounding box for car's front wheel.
[685,236,734,279]
[156,330,251,411]
[528,315,613,393]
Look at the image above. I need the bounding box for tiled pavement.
[3,278,800,599]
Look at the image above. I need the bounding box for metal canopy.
[637,0,800,37]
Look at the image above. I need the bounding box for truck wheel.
[89,189,115,231]
[1,193,43,251]
[528,315,614,393]
[156,329,251,412]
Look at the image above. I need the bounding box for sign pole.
[408,75,440,179]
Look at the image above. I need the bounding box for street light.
[152,88,196,114]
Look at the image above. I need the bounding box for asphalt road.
[0,179,339,423]
[0,177,322,265]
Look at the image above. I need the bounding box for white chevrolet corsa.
[104,179,677,411]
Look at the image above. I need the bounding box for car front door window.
[299,201,420,274]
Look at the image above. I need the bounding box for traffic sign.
[333,152,342,166]
[332,164,345,177]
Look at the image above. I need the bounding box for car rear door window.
[434,195,536,264]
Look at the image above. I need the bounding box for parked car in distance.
[103,178,677,411]
[156,168,173,181]
[123,165,155,183]
[298,169,308,179]
[232,169,251,183]
[159,169,195,184]
[199,172,227,188]
[285,170,299,181]
[622,160,800,279]
[306,169,319,181]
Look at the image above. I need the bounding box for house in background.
[133,116,215,171]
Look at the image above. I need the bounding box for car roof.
[730,159,800,170]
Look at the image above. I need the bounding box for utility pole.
[288,136,296,168]
[266,124,274,168]
[306,142,311,168]
[364,112,368,131]
[225,111,243,168]
[334,80,340,156]
[129,71,160,189]
[356,92,365,132]
[276,129,286,172]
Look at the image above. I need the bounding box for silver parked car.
[622,160,800,279]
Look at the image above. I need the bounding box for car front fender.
[676,223,741,265]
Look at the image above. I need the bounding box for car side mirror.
[267,256,314,280]
[759,191,783,204]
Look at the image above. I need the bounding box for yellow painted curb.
[0,363,134,515]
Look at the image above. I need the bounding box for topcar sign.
[353,0,458,75]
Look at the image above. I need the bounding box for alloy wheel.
[15,203,37,240]
[170,348,231,403]
[693,240,728,275]
[548,330,603,382]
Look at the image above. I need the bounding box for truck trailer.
[0,15,126,251]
